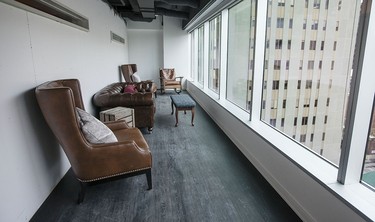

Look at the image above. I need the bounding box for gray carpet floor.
[31,91,302,222]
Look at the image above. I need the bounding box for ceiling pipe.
[155,8,189,20]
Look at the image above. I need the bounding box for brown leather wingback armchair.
[35,79,152,203]
[160,68,182,94]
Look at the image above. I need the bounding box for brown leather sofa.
[93,81,157,132]
[35,79,152,203]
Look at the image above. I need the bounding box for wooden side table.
[100,106,135,127]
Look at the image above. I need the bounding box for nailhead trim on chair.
[77,167,151,182]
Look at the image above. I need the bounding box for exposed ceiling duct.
[103,0,200,23]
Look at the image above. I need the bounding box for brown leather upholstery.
[35,79,152,203]
[120,64,137,82]
[93,81,156,132]
[160,68,182,94]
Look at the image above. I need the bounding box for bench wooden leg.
[175,108,179,127]
[191,107,195,126]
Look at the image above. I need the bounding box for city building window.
[278,0,285,6]
[333,41,337,50]
[302,117,309,125]
[300,134,307,143]
[283,99,287,108]
[311,133,314,142]
[306,80,313,89]
[281,118,285,127]
[274,60,281,70]
[324,115,328,124]
[313,0,320,8]
[325,0,329,9]
[289,19,293,28]
[305,0,309,8]
[277,18,284,28]
[275,39,283,49]
[297,80,301,89]
[331,61,335,70]
[338,0,342,10]
[308,61,314,69]
[322,20,327,30]
[284,81,288,89]
[336,21,340,31]
[270,118,277,126]
[299,60,303,70]
[313,116,316,124]
[303,19,307,29]
[311,20,318,30]
[287,40,291,49]
[301,40,305,50]
[326,98,330,106]
[319,60,322,69]
[321,41,324,50]
[286,60,290,70]
[272,80,279,90]
[310,40,316,50]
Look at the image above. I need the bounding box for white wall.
[0,0,128,221]
[127,17,163,86]
[163,17,190,89]
[127,16,190,89]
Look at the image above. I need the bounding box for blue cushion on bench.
[170,95,196,108]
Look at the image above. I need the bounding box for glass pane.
[261,0,362,165]
[208,16,221,93]
[190,30,197,80]
[362,99,375,188]
[226,0,256,111]
[197,26,205,85]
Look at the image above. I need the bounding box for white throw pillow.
[132,72,141,82]
[76,107,118,143]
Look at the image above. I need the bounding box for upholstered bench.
[170,94,196,127]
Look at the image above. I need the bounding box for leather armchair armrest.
[77,141,151,182]
[104,120,130,130]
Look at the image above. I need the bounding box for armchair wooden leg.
[78,181,86,204]
[146,169,152,190]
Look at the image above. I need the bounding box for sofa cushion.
[132,73,141,82]
[123,84,138,93]
[76,107,118,143]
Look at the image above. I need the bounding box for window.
[310,40,316,50]
[289,19,293,28]
[262,0,361,166]
[325,0,329,9]
[311,20,318,30]
[272,80,279,90]
[300,134,307,143]
[313,0,320,8]
[308,61,314,69]
[277,18,284,28]
[338,0,342,10]
[302,117,308,125]
[197,26,204,85]
[278,0,285,6]
[270,119,277,126]
[333,41,337,50]
[361,99,375,189]
[274,60,281,70]
[286,60,290,70]
[287,40,291,49]
[306,80,312,89]
[275,39,283,49]
[208,16,221,93]
[226,0,254,111]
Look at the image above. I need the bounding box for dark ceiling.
[103,0,210,26]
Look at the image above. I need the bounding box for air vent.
[0,0,89,31]
[110,31,125,44]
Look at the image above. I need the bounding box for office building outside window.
[261,0,361,165]
[208,16,221,93]
[226,0,255,111]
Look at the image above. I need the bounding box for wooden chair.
[159,68,182,94]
